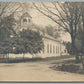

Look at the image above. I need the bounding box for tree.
[13,29,44,60]
[75,3,84,61]
[76,27,84,54]
[0,2,33,61]
[0,15,16,41]
[80,3,84,32]
[45,25,60,39]
[20,29,44,55]
[0,38,13,61]
[46,25,54,37]
[0,2,25,17]
[75,27,84,68]
[0,14,16,61]
[0,2,30,37]
[0,1,27,41]
[33,2,82,61]
[0,2,21,60]
[12,37,26,60]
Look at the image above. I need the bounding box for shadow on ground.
[0,58,43,63]
[0,55,73,63]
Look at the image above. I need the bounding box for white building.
[36,34,68,58]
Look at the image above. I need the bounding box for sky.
[29,4,56,27]
[8,2,71,42]
[28,2,71,42]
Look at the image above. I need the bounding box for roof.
[30,27,61,43]
[21,12,32,18]
[43,33,60,43]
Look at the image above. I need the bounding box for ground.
[0,56,84,82]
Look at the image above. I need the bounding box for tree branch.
[33,2,70,33]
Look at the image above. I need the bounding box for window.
[56,46,57,53]
[64,49,67,53]
[58,46,59,54]
[53,45,55,54]
[23,19,27,22]
[43,49,44,53]
[29,19,30,22]
[47,44,49,53]
[50,44,52,53]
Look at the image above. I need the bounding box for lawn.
[50,58,84,74]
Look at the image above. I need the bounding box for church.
[10,12,68,58]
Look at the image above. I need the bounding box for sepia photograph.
[0,1,84,82]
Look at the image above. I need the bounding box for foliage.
[33,2,83,61]
[13,29,44,55]
[65,42,77,55]
[0,15,16,41]
[0,39,13,54]
[41,25,60,39]
[33,2,81,44]
[46,25,54,37]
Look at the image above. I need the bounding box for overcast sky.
[13,2,71,42]
[27,2,71,42]
[29,3,56,27]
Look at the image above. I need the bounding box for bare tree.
[80,3,84,32]
[0,2,24,17]
[0,2,31,34]
[0,2,23,38]
[33,2,82,61]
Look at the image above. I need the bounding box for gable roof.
[43,33,60,43]
[28,26,61,43]
[21,12,32,18]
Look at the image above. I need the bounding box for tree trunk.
[83,19,84,32]
[32,54,34,58]
[7,54,9,62]
[3,54,5,62]
[75,54,80,63]
[2,54,4,62]
[6,54,8,62]
[23,54,25,62]
[81,54,84,70]
[71,34,80,62]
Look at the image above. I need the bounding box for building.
[20,12,32,30]
[37,34,68,58]
[9,12,68,58]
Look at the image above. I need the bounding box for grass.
[50,59,84,74]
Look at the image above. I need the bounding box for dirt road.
[0,57,84,82]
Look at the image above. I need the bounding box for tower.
[20,12,32,30]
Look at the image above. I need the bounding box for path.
[0,56,84,82]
